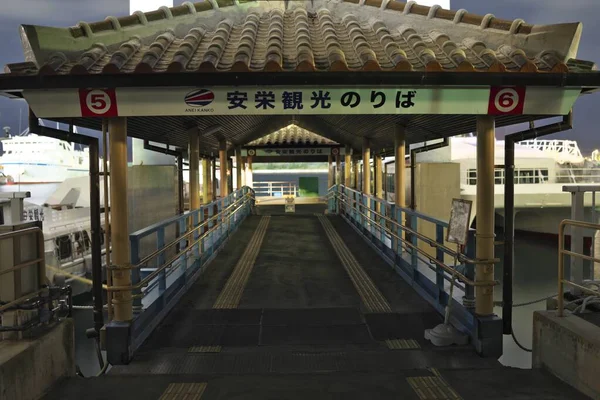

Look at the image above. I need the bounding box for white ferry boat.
[0,127,90,184]
[384,137,600,235]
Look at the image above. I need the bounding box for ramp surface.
[44,214,588,400]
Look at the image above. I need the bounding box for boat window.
[466,168,549,185]
[55,235,72,260]
[82,230,91,250]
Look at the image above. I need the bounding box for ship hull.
[1,163,88,184]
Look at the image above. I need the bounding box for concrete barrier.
[533,310,600,400]
[0,319,75,400]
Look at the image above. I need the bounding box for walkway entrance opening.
[1,1,600,398]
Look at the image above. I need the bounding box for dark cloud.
[1,0,599,152]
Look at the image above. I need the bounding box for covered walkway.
[43,207,584,400]
[2,0,600,398]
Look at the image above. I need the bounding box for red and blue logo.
[185,89,215,107]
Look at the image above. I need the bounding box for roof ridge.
[355,0,532,35]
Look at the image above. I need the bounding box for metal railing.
[557,219,600,317]
[0,227,46,313]
[327,185,498,341]
[104,187,255,352]
[253,181,297,197]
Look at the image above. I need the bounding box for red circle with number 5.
[79,88,118,117]
[488,86,525,115]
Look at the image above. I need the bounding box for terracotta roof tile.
[9,0,592,75]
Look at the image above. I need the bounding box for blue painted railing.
[328,185,498,353]
[126,186,254,353]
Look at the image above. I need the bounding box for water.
[1,183,557,371]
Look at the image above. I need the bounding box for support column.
[362,138,371,195]
[344,145,352,187]
[108,118,132,322]
[189,130,200,210]
[246,156,253,189]
[353,157,360,189]
[374,154,383,214]
[212,157,217,200]
[240,157,246,187]
[395,126,406,208]
[328,155,334,188]
[476,116,495,316]
[202,158,211,204]
[336,154,341,185]
[219,140,228,198]
[236,146,243,190]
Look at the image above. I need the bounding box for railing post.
[157,227,166,294]
[193,210,200,260]
[436,224,445,307]
[178,218,187,274]
[411,213,418,280]
[395,206,403,256]
[130,236,142,312]
[464,228,476,309]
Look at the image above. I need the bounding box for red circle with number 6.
[488,86,525,115]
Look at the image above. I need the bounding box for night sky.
[0,0,598,153]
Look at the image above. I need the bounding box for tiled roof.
[7,0,593,75]
[246,124,338,147]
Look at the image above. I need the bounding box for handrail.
[557,219,600,317]
[331,188,497,265]
[119,192,252,271]
[0,226,46,312]
[332,190,497,288]
[106,194,252,292]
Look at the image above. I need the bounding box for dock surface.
[44,210,586,399]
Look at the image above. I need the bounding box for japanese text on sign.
[224,90,417,111]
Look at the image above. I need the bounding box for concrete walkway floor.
[43,212,588,400]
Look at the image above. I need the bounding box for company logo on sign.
[185,89,215,107]
[488,87,526,115]
[79,89,118,117]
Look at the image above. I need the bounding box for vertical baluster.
[193,210,200,260]
[411,213,419,281]
[130,236,142,311]
[436,224,445,307]
[157,227,166,294]
[178,218,187,274]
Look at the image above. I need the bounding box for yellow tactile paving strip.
[385,339,421,350]
[188,345,222,353]
[317,215,392,313]
[213,216,270,309]
[159,383,207,400]
[407,369,462,400]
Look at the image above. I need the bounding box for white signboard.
[22,86,580,118]
[242,147,344,157]
[446,198,472,246]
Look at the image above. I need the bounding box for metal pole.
[476,115,495,316]
[327,155,333,188]
[102,120,112,321]
[344,145,352,187]
[503,136,515,334]
[336,154,341,185]
[362,138,371,195]
[108,118,132,322]
[177,155,184,214]
[236,146,243,190]
[212,156,217,200]
[189,130,200,210]
[86,124,103,333]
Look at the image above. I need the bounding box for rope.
[512,294,558,308]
